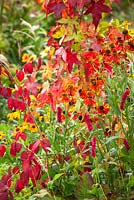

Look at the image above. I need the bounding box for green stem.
[0,0,4,28]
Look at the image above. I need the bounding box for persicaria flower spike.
[57,106,62,122]
[84,113,93,132]
[123,138,130,151]
[91,136,96,157]
[120,89,130,110]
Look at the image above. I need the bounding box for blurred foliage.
[0,0,55,64]
[111,0,134,22]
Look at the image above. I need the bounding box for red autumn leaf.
[0,167,13,199]
[15,132,27,141]
[16,70,24,81]
[68,0,91,9]
[67,51,79,73]
[24,77,41,96]
[0,87,12,98]
[17,101,26,111]
[21,151,28,161]
[0,193,8,200]
[0,145,6,157]
[12,166,19,174]
[1,167,12,188]
[22,160,30,172]
[46,2,66,18]
[20,171,29,186]
[85,0,111,28]
[24,63,33,74]
[15,179,25,193]
[24,113,35,124]
[40,138,51,152]
[8,98,26,111]
[29,140,40,153]
[29,165,41,186]
[0,182,8,193]
[55,47,67,63]
[10,142,22,157]
[67,0,77,7]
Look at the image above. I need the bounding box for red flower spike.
[84,113,93,132]
[38,57,42,70]
[64,155,71,162]
[24,63,33,74]
[123,138,130,151]
[0,145,6,157]
[16,70,24,81]
[10,142,22,157]
[57,154,63,164]
[40,181,46,188]
[91,136,96,157]
[57,106,62,122]
[120,89,130,110]
[84,161,92,173]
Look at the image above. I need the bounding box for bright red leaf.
[15,179,25,193]
[0,145,6,157]
[24,63,33,74]
[10,142,22,157]
[16,70,24,81]
[67,51,79,73]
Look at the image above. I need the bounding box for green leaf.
[53,173,64,181]
[105,136,121,145]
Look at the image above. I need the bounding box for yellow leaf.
[52,26,65,39]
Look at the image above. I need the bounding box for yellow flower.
[28,55,36,63]
[21,122,29,131]
[40,47,55,58]
[39,115,45,122]
[0,131,5,140]
[22,53,30,62]
[7,111,20,120]
[29,124,38,132]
